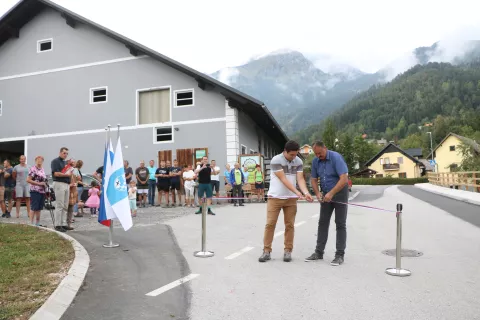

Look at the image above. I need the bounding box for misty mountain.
[211,50,383,134]
[212,41,480,136]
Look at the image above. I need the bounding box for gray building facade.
[0,0,288,184]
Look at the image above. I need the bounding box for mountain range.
[211,41,480,135]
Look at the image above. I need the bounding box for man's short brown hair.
[284,140,300,152]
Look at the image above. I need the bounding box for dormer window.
[37,39,53,53]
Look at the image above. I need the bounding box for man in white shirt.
[182,164,196,207]
[210,160,221,204]
[258,140,313,263]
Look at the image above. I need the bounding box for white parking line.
[295,221,306,227]
[145,274,199,297]
[349,191,360,201]
[273,220,307,238]
[311,213,320,219]
[274,231,284,238]
[225,246,255,260]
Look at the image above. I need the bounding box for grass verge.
[0,224,75,320]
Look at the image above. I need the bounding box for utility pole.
[427,132,434,172]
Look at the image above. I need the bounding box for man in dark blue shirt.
[305,141,349,266]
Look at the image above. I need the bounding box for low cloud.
[217,67,239,86]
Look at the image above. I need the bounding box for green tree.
[337,134,355,172]
[353,136,378,169]
[458,143,480,171]
[322,118,337,151]
[400,133,423,149]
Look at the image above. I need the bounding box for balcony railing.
[383,163,400,170]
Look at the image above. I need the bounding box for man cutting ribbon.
[305,140,349,266]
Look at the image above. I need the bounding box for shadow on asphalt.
[399,185,480,228]
[62,224,191,320]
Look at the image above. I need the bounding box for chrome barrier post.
[103,221,119,248]
[386,203,411,277]
[194,198,214,258]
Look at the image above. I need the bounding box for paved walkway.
[167,186,480,320]
[61,224,191,320]
[415,183,480,205]
[400,185,480,228]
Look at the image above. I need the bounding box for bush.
[351,177,429,185]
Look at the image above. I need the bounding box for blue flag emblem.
[107,168,128,206]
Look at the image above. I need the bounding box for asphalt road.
[167,186,480,320]
[350,185,390,202]
[62,224,192,320]
[399,185,480,228]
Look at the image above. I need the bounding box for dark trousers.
[148,180,156,205]
[232,185,243,204]
[315,186,348,256]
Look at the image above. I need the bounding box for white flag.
[103,139,117,221]
[104,137,133,231]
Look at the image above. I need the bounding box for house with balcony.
[428,133,480,173]
[300,144,313,157]
[364,143,425,178]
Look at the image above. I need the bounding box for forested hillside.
[293,62,480,153]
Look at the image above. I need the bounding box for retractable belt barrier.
[193,196,412,276]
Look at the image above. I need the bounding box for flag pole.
[103,124,119,248]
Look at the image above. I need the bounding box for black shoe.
[331,255,344,266]
[239,203,244,206]
[207,208,215,215]
[55,226,66,233]
[234,203,238,207]
[258,251,271,262]
[195,209,202,214]
[305,252,323,262]
[283,251,292,262]
[1,213,5,218]
[64,226,74,231]
[5,212,11,218]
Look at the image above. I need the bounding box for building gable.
[0,7,132,78]
[364,143,422,167]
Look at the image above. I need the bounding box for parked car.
[348,177,352,192]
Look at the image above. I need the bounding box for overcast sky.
[1,0,479,74]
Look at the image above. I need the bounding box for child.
[128,180,137,217]
[85,180,100,215]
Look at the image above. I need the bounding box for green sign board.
[195,150,206,158]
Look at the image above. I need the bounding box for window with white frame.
[174,89,194,107]
[90,87,108,104]
[241,145,247,154]
[154,126,173,143]
[37,39,53,52]
[250,149,255,154]
[139,88,171,125]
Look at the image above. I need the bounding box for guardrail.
[427,171,480,193]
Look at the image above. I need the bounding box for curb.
[414,184,480,206]
[30,227,90,320]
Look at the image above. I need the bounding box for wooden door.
[158,150,172,163]
[176,148,194,167]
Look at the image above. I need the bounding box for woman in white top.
[182,164,196,208]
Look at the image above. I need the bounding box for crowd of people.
[0,147,267,230]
